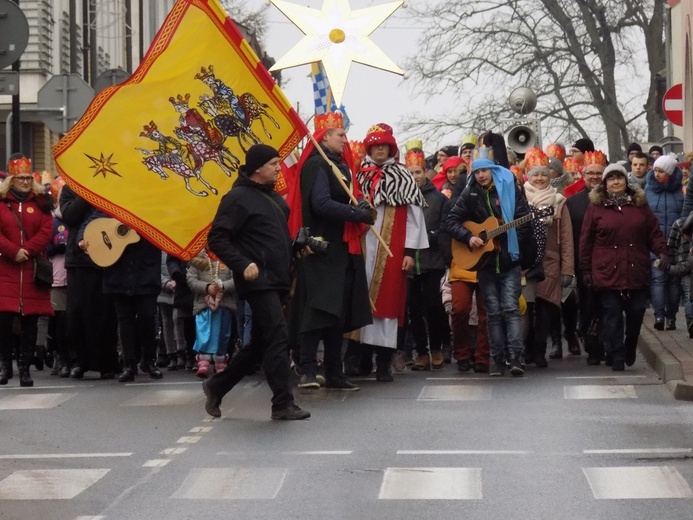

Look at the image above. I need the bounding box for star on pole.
[268,0,405,106]
[85,152,122,178]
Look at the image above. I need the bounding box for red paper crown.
[8,157,32,176]
[349,140,366,164]
[405,149,426,169]
[545,143,566,162]
[524,147,550,173]
[563,157,581,173]
[510,165,524,181]
[583,150,607,167]
[314,112,344,131]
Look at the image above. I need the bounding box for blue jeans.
[599,289,649,363]
[478,265,523,361]
[650,266,680,321]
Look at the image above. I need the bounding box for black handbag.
[6,202,53,290]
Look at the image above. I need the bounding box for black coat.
[166,254,193,310]
[207,172,293,298]
[565,186,591,276]
[415,179,446,273]
[292,147,371,333]
[59,184,98,270]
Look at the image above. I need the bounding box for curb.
[638,325,693,402]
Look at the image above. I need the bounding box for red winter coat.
[579,185,667,291]
[0,188,54,315]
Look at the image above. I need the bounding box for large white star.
[269,0,404,106]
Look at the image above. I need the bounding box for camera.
[293,227,329,256]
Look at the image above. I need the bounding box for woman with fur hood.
[579,163,667,372]
[0,154,54,387]
[186,248,236,378]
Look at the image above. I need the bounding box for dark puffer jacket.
[579,185,667,291]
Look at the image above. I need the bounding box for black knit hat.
[626,142,642,154]
[439,145,459,157]
[649,145,664,155]
[244,144,280,175]
[572,138,595,154]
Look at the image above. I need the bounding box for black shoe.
[45,350,54,369]
[534,357,548,368]
[566,334,581,355]
[612,360,625,371]
[548,345,563,359]
[155,352,168,368]
[34,346,45,371]
[271,404,311,420]
[118,368,135,383]
[474,363,489,373]
[138,362,163,380]
[489,361,506,377]
[666,319,676,331]
[59,365,71,378]
[654,319,665,331]
[586,357,601,366]
[325,379,360,391]
[688,321,693,339]
[0,362,12,385]
[202,379,222,418]
[625,350,636,367]
[457,360,472,372]
[167,357,178,371]
[70,366,84,379]
[376,367,394,382]
[509,358,525,376]
[604,355,613,367]
[19,370,33,387]
[297,374,320,389]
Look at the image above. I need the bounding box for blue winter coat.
[644,167,684,240]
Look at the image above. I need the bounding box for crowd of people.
[1,118,692,420]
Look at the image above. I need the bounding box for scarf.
[10,187,30,202]
[523,182,564,225]
[357,156,426,207]
[606,192,633,209]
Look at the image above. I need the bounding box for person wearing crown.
[346,124,429,382]
[405,148,450,371]
[0,154,55,387]
[565,150,607,364]
[287,112,373,391]
[522,148,574,366]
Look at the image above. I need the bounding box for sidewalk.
[638,307,693,401]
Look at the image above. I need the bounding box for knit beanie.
[653,153,678,176]
[244,144,280,174]
[439,145,459,158]
[602,163,627,183]
[626,142,642,154]
[649,145,664,156]
[573,138,595,154]
[548,158,563,177]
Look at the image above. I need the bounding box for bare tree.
[405,0,666,159]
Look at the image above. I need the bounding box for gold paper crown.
[8,157,32,175]
[405,139,423,152]
[545,143,566,162]
[524,147,549,173]
[139,120,158,138]
[563,156,581,172]
[461,134,478,147]
[583,150,607,167]
[194,65,215,81]
[405,149,426,169]
[169,93,191,108]
[367,123,389,135]
[473,145,493,160]
[349,140,366,164]
[314,112,344,131]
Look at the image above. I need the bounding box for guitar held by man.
[452,206,554,271]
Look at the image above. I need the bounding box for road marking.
[0,385,83,390]
[121,389,202,407]
[556,376,647,380]
[418,385,491,401]
[125,381,201,387]
[75,516,106,520]
[177,436,202,444]
[172,468,288,499]
[564,385,637,400]
[0,469,110,500]
[0,393,77,410]
[379,468,482,499]
[190,426,213,433]
[282,451,353,455]
[0,453,131,459]
[583,466,693,499]
[584,448,693,455]
[143,459,171,467]
[425,377,529,381]
[397,450,529,455]
[161,448,187,455]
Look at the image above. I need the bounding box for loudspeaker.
[506,125,538,154]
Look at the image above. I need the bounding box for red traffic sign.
[662,83,683,127]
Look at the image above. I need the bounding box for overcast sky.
[245,0,464,154]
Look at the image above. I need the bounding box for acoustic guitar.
[451,206,554,271]
[83,217,141,267]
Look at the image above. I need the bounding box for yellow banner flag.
[54,0,308,259]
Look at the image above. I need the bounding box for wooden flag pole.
[306,132,393,257]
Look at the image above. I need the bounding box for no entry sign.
[662,83,683,127]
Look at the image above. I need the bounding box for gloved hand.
[561,275,574,288]
[657,254,670,271]
[354,200,375,225]
[356,199,372,211]
[582,272,592,288]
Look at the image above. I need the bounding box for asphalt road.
[0,350,692,520]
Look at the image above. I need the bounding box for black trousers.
[299,326,344,381]
[66,268,119,372]
[112,294,158,364]
[534,299,561,357]
[408,271,449,355]
[0,313,37,368]
[207,290,294,409]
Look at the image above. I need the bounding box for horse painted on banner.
[169,93,240,176]
[137,121,218,197]
[198,94,260,154]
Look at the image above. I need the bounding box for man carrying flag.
[287,112,373,391]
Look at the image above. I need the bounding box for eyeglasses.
[583,172,602,177]
[13,176,33,182]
